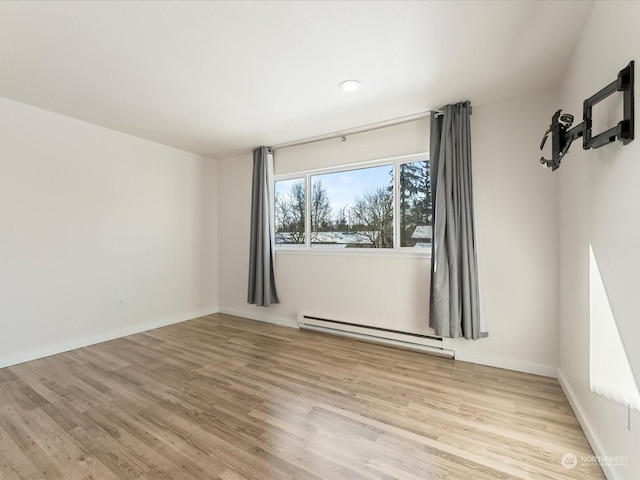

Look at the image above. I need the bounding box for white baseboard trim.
[557,370,615,480]
[0,306,219,369]
[217,307,298,328]
[454,350,558,378]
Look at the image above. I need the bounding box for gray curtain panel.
[429,102,487,339]
[247,146,280,307]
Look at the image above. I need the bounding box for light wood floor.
[0,313,603,479]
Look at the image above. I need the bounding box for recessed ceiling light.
[339,79,361,92]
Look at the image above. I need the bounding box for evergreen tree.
[399,161,432,246]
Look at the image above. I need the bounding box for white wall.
[218,121,433,335]
[452,89,559,375]
[0,97,218,367]
[557,2,640,478]
[217,91,560,376]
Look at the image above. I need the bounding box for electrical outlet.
[117,297,125,308]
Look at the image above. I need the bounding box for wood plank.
[0,423,41,480]
[0,313,605,479]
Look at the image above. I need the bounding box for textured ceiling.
[0,1,594,159]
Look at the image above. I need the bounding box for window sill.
[275,247,431,260]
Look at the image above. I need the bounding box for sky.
[276,165,392,217]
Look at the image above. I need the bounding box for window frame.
[273,152,431,256]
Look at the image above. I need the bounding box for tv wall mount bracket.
[539,61,634,171]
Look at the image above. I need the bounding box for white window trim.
[275,248,431,260]
[273,152,430,254]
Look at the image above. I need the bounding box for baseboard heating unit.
[296,313,454,359]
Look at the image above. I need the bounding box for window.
[274,154,431,250]
[311,165,393,248]
[274,178,305,245]
[399,160,432,247]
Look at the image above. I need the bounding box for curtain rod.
[272,109,442,150]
